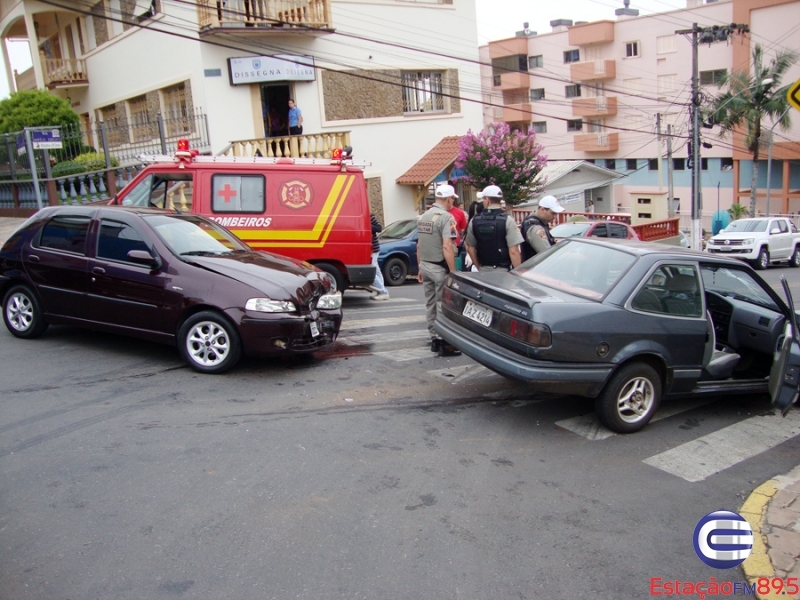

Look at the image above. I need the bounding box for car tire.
[2,284,49,339]
[315,262,347,294]
[178,311,242,374]
[753,247,770,270]
[595,362,662,434]
[383,257,408,286]
[789,247,800,268]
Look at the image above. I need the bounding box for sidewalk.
[0,217,27,244]
[742,464,800,599]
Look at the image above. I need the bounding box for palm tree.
[728,203,749,221]
[707,44,798,217]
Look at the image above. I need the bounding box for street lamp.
[765,104,791,217]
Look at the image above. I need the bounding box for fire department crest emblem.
[280,180,313,210]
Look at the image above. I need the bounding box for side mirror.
[127,249,161,269]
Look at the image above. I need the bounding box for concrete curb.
[741,480,781,599]
[740,467,800,600]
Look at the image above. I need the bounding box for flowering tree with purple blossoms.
[455,123,548,205]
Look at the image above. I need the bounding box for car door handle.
[92,267,105,275]
[28,255,39,263]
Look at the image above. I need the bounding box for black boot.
[438,343,462,357]
[430,338,442,352]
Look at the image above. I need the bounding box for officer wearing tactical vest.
[417,184,461,356]
[520,195,565,262]
[465,185,523,271]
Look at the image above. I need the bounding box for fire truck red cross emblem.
[218,183,237,203]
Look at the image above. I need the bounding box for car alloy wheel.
[596,362,662,434]
[790,247,800,268]
[178,311,241,374]
[2,284,48,339]
[755,248,769,270]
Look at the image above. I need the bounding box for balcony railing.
[570,59,616,82]
[13,67,36,92]
[197,0,332,30]
[493,72,530,91]
[572,96,617,118]
[221,131,351,159]
[501,103,532,123]
[574,132,619,152]
[42,57,88,88]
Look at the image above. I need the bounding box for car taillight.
[497,314,551,347]
[442,286,455,308]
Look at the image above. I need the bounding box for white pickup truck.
[706,216,800,270]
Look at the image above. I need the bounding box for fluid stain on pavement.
[405,493,437,511]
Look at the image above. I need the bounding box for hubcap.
[6,293,33,332]
[616,377,655,423]
[186,321,229,366]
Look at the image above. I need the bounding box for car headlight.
[742,238,754,245]
[246,298,297,313]
[317,291,342,310]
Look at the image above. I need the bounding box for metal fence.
[0,109,210,210]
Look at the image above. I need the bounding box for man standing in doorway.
[417,184,460,356]
[466,185,523,271]
[520,195,565,261]
[288,99,303,135]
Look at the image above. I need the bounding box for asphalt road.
[1,265,799,599]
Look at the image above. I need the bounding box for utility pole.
[691,23,702,251]
[667,123,674,218]
[656,113,664,192]
[676,22,749,250]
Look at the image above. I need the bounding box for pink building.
[481,0,800,223]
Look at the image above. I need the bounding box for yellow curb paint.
[740,480,781,600]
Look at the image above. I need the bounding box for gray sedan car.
[435,238,800,433]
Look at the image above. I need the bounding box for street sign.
[788,77,800,112]
[30,128,62,150]
[16,135,25,155]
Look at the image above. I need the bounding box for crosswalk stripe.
[340,315,426,331]
[643,409,800,482]
[556,398,717,441]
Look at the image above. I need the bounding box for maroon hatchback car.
[0,206,343,373]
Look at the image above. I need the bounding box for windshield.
[379,220,417,239]
[550,222,592,238]
[516,240,636,300]
[144,214,250,256]
[701,265,780,311]
[723,219,768,233]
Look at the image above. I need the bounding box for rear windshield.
[516,240,636,300]
[379,220,417,239]
[550,222,591,238]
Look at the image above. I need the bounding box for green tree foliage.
[706,44,798,217]
[455,123,547,205]
[0,90,79,134]
[728,203,750,221]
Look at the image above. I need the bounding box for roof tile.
[396,136,461,186]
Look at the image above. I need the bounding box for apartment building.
[482,0,800,219]
[0,0,483,223]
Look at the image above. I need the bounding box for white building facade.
[0,0,484,223]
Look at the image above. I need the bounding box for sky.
[0,0,689,99]
[473,0,687,45]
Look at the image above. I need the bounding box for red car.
[550,220,639,241]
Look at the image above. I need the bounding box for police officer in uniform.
[520,195,565,261]
[417,184,461,356]
[465,185,523,271]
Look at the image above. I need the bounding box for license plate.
[463,300,492,327]
[717,246,732,251]
[310,321,320,337]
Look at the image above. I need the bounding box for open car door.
[769,277,800,416]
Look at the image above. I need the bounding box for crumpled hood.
[187,251,329,300]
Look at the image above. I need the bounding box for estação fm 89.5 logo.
[693,510,754,569]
